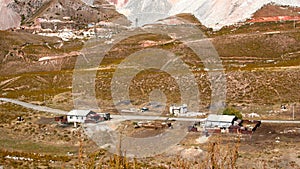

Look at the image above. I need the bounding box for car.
[141,107,149,112]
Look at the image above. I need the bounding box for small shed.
[205,114,237,129]
[67,110,96,127]
[169,104,188,116]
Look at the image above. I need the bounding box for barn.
[205,114,237,129]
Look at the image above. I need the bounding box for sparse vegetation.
[72,135,240,169]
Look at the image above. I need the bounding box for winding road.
[0,98,68,115]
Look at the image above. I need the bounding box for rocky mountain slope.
[0,0,21,30]
[116,0,300,29]
[2,0,300,30]
[120,0,172,27]
[0,0,127,30]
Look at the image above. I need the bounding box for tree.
[222,107,242,119]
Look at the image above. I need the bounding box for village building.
[169,104,188,116]
[203,114,261,134]
[204,114,238,133]
[65,110,111,127]
[205,114,237,129]
[67,110,97,127]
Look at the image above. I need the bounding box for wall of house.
[67,115,86,123]
[169,105,188,116]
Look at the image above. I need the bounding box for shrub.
[223,107,243,119]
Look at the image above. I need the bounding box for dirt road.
[1,97,300,123]
[0,98,68,114]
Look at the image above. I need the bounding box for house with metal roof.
[67,110,96,127]
[205,114,237,129]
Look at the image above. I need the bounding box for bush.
[223,107,243,119]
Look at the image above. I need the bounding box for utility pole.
[292,104,295,120]
[294,6,296,29]
[294,15,296,29]
[135,18,138,28]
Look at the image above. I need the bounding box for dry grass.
[73,135,240,169]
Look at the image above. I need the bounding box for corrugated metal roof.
[67,110,93,116]
[207,114,236,122]
[205,114,236,128]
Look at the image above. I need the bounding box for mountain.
[169,0,300,30]
[116,0,300,30]
[251,3,300,18]
[0,0,126,30]
[2,0,300,30]
[118,0,172,27]
[0,0,21,30]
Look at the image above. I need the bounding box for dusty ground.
[163,123,300,169]
[0,101,300,168]
[117,120,168,138]
[238,123,300,168]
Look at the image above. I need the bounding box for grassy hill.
[0,19,299,114]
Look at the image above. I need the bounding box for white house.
[169,104,188,116]
[67,110,96,127]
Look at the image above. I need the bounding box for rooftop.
[67,110,94,116]
[205,114,237,128]
[207,114,236,123]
